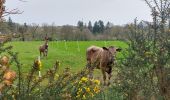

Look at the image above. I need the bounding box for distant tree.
[7,17,14,32]
[18,26,24,41]
[93,21,100,34]
[60,25,74,40]
[50,23,56,40]
[0,21,10,34]
[88,21,93,32]
[105,21,112,30]
[77,21,84,31]
[42,23,49,36]
[30,23,38,40]
[98,20,104,33]
[93,20,105,34]
[18,23,27,41]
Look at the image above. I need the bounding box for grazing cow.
[86,45,121,85]
[39,41,48,57]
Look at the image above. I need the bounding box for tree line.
[77,20,113,34]
[0,17,130,41]
[3,17,170,41]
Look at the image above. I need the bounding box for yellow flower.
[93,79,100,85]
[54,73,59,80]
[76,94,80,98]
[90,93,94,97]
[79,88,82,91]
[38,60,42,70]
[79,81,82,84]
[77,88,82,94]
[85,87,90,93]
[93,86,100,93]
[81,77,88,83]
[83,94,86,99]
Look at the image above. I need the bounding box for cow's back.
[86,46,103,68]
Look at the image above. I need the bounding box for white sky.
[5,0,152,26]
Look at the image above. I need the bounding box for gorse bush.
[73,77,101,99]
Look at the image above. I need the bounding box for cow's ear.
[102,47,108,50]
[116,48,122,52]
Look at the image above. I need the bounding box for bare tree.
[0,0,22,21]
[31,23,39,40]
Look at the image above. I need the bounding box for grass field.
[7,41,128,74]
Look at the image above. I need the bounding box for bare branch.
[163,0,168,10]
[154,0,161,12]
[164,2,170,18]
[160,0,163,11]
[2,8,23,17]
[144,0,154,9]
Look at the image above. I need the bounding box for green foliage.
[94,19,170,100]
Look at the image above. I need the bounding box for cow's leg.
[46,51,48,57]
[108,72,112,86]
[107,67,112,86]
[86,60,93,78]
[108,73,112,86]
[86,61,91,69]
[40,51,42,57]
[44,51,47,57]
[88,67,94,79]
[43,51,45,57]
[46,49,48,56]
[101,69,106,85]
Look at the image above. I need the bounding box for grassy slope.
[7,41,128,74]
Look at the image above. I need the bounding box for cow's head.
[102,46,122,55]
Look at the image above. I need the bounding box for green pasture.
[7,41,128,74]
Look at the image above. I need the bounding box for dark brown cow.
[39,41,48,57]
[86,45,121,85]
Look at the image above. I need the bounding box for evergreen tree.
[77,21,84,31]
[93,20,105,34]
[93,21,99,34]
[19,23,27,41]
[98,20,104,33]
[88,21,93,32]
[105,21,112,30]
[8,17,14,32]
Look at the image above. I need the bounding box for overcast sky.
[5,0,152,26]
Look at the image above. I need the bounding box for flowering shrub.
[73,77,101,99]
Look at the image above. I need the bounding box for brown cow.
[86,45,121,85]
[39,40,48,57]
